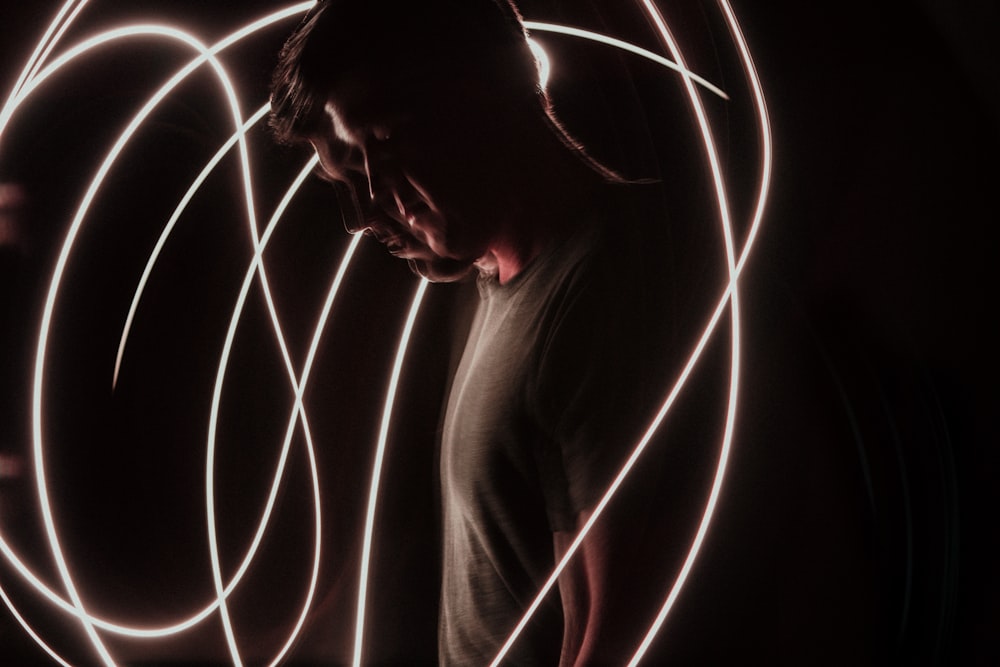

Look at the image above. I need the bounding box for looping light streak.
[489,2,770,665]
[351,278,429,667]
[526,38,552,90]
[204,154,322,667]
[112,103,269,388]
[34,23,258,667]
[0,0,85,144]
[1,2,322,664]
[0,582,73,667]
[628,5,771,663]
[0,1,769,664]
[1,1,88,126]
[524,21,730,101]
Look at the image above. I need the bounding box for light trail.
[30,23,268,667]
[525,21,730,101]
[0,0,87,144]
[1,3,322,664]
[204,154,321,667]
[491,3,770,665]
[526,38,551,90]
[0,1,769,664]
[265,228,364,667]
[352,279,429,667]
[625,0,743,661]
[0,581,73,667]
[22,1,91,98]
[628,2,771,660]
[113,103,272,388]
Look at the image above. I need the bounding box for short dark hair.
[269,0,542,145]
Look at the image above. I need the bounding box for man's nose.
[363,152,407,221]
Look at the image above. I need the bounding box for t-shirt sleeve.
[528,254,661,532]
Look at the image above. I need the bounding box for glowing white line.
[198,151,358,666]
[197,54,304,667]
[625,1,741,661]
[341,20,729,663]
[526,38,551,90]
[2,164,375,660]
[6,1,312,119]
[18,10,321,656]
[0,1,771,662]
[0,0,87,145]
[12,140,326,657]
[629,1,771,658]
[332,14,739,666]
[201,75,348,667]
[267,226,363,667]
[717,0,773,273]
[492,5,769,664]
[29,24,250,667]
[204,156,310,667]
[32,156,343,645]
[0,580,73,667]
[3,147,331,639]
[26,20,292,665]
[7,1,79,96]
[220,154,350,666]
[23,1,91,98]
[352,278,429,667]
[113,104,272,388]
[3,5,317,660]
[524,21,730,100]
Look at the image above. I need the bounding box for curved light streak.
[201,152,358,666]
[491,4,770,665]
[0,160,327,645]
[22,1,91,99]
[112,103,272,388]
[267,230,364,667]
[203,155,316,666]
[0,0,87,144]
[625,0,742,661]
[2,3,320,664]
[629,2,772,660]
[344,21,734,667]
[524,21,730,101]
[526,38,551,90]
[0,581,73,667]
[3,153,351,649]
[351,279,429,667]
[0,1,770,664]
[29,24,266,667]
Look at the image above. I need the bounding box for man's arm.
[554,512,604,666]
[554,505,662,667]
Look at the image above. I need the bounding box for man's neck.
[478,239,544,285]
[483,140,608,284]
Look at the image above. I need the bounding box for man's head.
[270,0,559,281]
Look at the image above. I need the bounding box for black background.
[0,0,996,664]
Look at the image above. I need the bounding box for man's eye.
[372,126,392,142]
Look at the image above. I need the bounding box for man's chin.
[407,257,476,283]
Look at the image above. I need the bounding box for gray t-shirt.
[439,202,673,664]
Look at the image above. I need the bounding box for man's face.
[308,70,512,281]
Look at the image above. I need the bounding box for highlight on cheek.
[0,1,768,664]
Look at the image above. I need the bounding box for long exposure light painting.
[0,1,770,664]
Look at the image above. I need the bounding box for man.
[270,1,682,663]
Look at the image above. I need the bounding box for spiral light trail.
[0,1,769,664]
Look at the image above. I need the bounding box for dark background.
[0,0,996,664]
